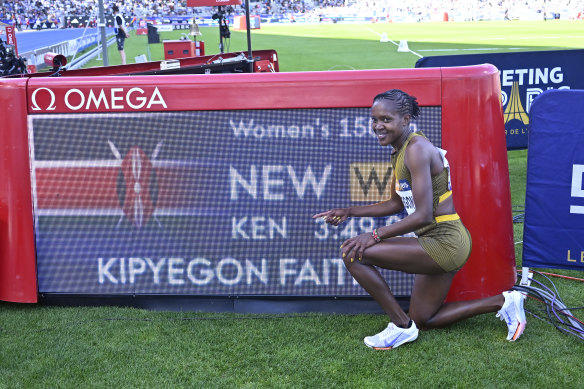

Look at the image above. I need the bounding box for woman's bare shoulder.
[406,134,434,155]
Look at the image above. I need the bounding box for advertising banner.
[29,108,441,296]
[5,25,18,55]
[523,90,584,271]
[416,50,584,149]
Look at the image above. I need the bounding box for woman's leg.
[344,236,445,327]
[409,274,530,342]
[408,273,504,330]
[345,236,505,329]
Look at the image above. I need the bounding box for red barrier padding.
[0,79,38,302]
[22,49,277,77]
[26,69,441,113]
[441,66,516,301]
[0,65,515,303]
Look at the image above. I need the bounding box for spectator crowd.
[1,0,583,28]
[0,1,193,29]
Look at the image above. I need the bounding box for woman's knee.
[341,250,366,270]
[409,311,434,331]
[342,251,353,269]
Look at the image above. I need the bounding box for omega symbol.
[31,88,56,111]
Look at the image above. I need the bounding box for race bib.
[438,148,452,191]
[396,179,416,215]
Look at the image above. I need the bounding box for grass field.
[2,20,584,388]
[84,20,584,70]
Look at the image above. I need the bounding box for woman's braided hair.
[373,89,420,120]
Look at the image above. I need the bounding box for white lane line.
[362,26,422,58]
[417,47,529,52]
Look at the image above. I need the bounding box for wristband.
[371,229,381,243]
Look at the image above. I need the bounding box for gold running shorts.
[417,216,472,272]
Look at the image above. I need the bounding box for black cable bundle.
[512,205,525,223]
[513,270,584,341]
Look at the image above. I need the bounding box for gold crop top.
[390,132,452,215]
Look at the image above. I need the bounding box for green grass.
[1,302,583,387]
[1,305,582,388]
[509,149,527,261]
[85,20,584,70]
[2,20,584,388]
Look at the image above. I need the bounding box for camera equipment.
[0,38,7,59]
[212,6,231,53]
[43,52,68,76]
[0,38,29,76]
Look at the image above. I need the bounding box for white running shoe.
[363,321,419,350]
[496,290,527,341]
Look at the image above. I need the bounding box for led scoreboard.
[0,67,516,309]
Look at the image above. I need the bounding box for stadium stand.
[1,0,583,28]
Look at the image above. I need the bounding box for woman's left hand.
[341,232,378,263]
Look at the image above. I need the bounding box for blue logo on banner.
[523,89,584,271]
[416,49,584,150]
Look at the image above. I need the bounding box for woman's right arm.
[312,174,404,225]
[347,196,404,218]
[347,173,404,217]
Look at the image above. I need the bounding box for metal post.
[244,0,253,72]
[217,6,225,54]
[98,0,109,66]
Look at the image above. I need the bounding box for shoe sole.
[364,333,418,350]
[510,321,526,341]
[509,291,527,341]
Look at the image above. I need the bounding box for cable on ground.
[513,269,584,341]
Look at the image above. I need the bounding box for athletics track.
[13,28,115,54]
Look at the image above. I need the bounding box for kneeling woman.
[313,89,525,349]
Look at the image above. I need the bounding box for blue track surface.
[14,28,115,53]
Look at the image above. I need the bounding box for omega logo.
[30,87,168,111]
[31,87,57,111]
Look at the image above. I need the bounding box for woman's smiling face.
[370,99,411,147]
